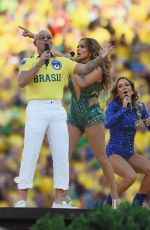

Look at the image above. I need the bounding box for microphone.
[64,51,75,58]
[44,44,50,67]
[70,51,75,57]
[124,91,132,110]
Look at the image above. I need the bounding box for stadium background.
[0,0,150,208]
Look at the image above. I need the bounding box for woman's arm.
[19,26,73,58]
[51,46,64,57]
[140,102,150,130]
[72,67,102,88]
[19,26,35,38]
[105,102,127,128]
[73,43,113,74]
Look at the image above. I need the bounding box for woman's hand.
[143,117,150,127]
[123,95,131,108]
[99,42,114,59]
[19,26,35,39]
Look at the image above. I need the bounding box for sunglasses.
[37,35,52,40]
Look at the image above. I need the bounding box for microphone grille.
[45,44,50,51]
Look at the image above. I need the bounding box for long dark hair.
[107,77,142,119]
[78,37,112,92]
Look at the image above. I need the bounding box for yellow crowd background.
[0,0,150,208]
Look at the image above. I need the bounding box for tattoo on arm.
[85,56,103,72]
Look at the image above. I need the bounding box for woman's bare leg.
[85,124,118,199]
[66,124,83,201]
[68,124,83,159]
[128,154,150,194]
[109,155,136,196]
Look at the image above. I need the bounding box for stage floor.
[0,208,89,230]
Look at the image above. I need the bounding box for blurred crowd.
[0,0,150,208]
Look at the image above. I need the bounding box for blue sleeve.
[140,102,150,119]
[105,101,127,128]
[140,102,150,131]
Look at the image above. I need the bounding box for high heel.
[112,199,119,209]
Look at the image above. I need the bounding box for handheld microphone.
[70,51,75,57]
[64,51,75,59]
[44,44,50,67]
[124,91,132,110]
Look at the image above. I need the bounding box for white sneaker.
[15,200,27,208]
[14,177,19,184]
[65,195,72,206]
[52,201,77,209]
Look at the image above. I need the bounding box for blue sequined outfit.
[105,100,150,160]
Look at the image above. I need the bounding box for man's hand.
[36,51,51,67]
[19,26,35,39]
[99,42,114,59]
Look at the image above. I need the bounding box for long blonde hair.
[79,38,112,92]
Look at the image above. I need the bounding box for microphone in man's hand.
[124,91,132,110]
[45,44,50,67]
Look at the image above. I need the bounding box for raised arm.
[72,67,102,88]
[105,102,127,128]
[19,26,35,38]
[73,43,113,75]
[19,26,72,58]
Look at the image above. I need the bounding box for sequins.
[105,100,150,160]
[67,77,104,131]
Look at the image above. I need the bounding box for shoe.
[132,193,147,207]
[15,200,27,207]
[132,199,143,207]
[105,195,119,209]
[52,201,77,209]
[65,195,72,206]
[112,199,119,209]
[106,194,112,206]
[14,177,19,184]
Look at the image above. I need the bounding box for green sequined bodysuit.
[67,74,104,131]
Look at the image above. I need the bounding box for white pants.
[18,100,69,190]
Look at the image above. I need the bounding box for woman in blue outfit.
[105,77,150,206]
